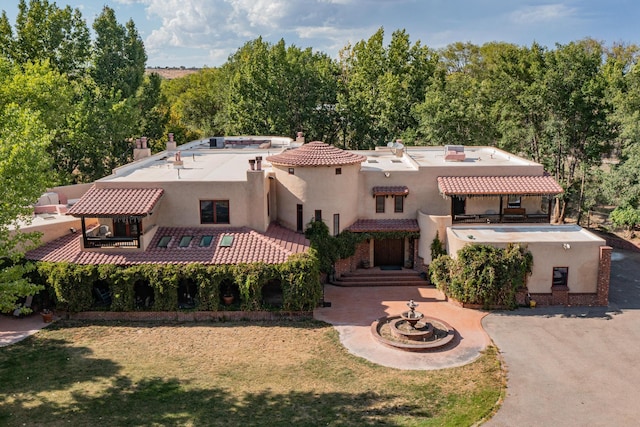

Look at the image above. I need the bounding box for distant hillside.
[145,68,201,79]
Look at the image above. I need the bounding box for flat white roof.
[99,137,541,183]
[450,224,606,244]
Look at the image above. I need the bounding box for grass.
[0,320,504,426]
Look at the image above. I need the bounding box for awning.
[67,186,164,217]
[372,186,409,197]
[437,175,563,197]
[346,219,419,233]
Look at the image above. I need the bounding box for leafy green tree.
[0,105,52,312]
[543,40,614,222]
[91,6,146,98]
[162,67,226,138]
[223,38,340,141]
[0,0,90,75]
[137,72,169,150]
[337,28,437,148]
[610,205,640,232]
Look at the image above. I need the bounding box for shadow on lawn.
[3,375,427,426]
[0,333,431,426]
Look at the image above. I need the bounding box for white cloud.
[140,0,364,65]
[510,4,577,24]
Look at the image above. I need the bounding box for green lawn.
[0,320,504,426]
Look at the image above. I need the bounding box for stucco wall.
[272,163,360,233]
[95,170,271,232]
[446,228,603,293]
[417,212,451,264]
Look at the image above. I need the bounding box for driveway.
[483,249,640,426]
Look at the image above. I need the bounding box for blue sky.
[3,1,639,67]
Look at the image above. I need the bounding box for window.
[157,236,171,248]
[552,267,568,288]
[219,235,234,247]
[333,214,340,236]
[335,168,342,175]
[199,235,213,247]
[508,195,521,208]
[394,195,404,213]
[296,204,303,232]
[267,191,270,216]
[288,167,295,175]
[179,236,193,247]
[315,210,322,221]
[200,200,230,224]
[375,195,385,213]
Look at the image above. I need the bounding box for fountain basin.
[371,315,455,352]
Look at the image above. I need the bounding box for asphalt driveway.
[483,249,640,426]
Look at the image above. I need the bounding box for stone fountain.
[371,299,455,352]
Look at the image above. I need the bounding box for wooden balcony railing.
[453,213,550,224]
[84,237,140,248]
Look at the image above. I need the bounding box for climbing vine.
[429,243,533,308]
[34,251,322,313]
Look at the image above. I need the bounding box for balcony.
[453,211,550,224]
[84,236,140,249]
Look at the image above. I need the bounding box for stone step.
[331,269,430,287]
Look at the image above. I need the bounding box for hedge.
[34,251,322,313]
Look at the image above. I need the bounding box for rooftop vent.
[444,145,466,162]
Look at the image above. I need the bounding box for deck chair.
[94,287,112,305]
[13,295,33,317]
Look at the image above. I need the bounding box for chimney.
[296,131,305,144]
[395,139,404,158]
[255,156,262,170]
[249,159,256,170]
[167,133,177,151]
[133,136,151,160]
[173,151,184,168]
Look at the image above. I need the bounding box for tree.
[0,0,90,76]
[543,40,614,222]
[337,28,437,148]
[223,38,340,141]
[91,6,146,98]
[0,105,52,313]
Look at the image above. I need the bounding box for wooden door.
[374,239,404,266]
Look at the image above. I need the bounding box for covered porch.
[67,186,164,250]
[437,175,563,224]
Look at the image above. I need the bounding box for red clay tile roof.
[372,186,409,196]
[346,219,419,233]
[68,186,164,217]
[437,175,563,196]
[25,223,309,265]
[266,141,367,167]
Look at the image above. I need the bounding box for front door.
[374,238,404,267]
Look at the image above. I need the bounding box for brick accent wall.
[334,241,370,277]
[597,246,612,306]
[67,310,311,322]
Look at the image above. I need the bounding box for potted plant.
[222,284,234,306]
[41,309,53,323]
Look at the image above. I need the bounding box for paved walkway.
[314,285,491,370]
[0,313,55,347]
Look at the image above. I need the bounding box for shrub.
[429,243,532,308]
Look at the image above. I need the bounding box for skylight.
[179,236,193,247]
[219,235,234,247]
[199,235,213,247]
[157,236,171,248]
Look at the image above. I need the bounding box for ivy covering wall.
[35,250,321,313]
[429,243,533,308]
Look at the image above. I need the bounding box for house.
[26,135,611,306]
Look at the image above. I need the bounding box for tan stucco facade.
[446,225,606,294]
